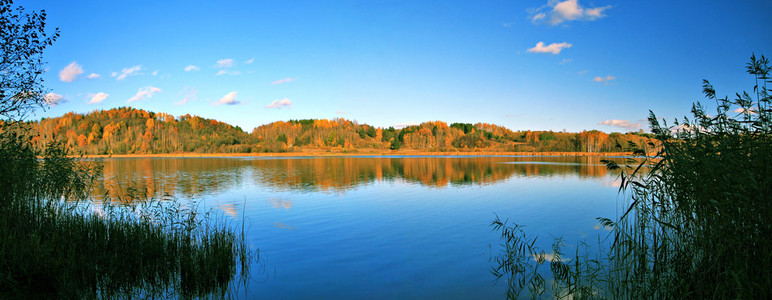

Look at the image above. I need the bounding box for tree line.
[20,107,653,154]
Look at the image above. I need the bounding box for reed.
[0,128,257,298]
[491,54,772,299]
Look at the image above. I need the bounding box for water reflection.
[267,198,293,210]
[92,156,631,200]
[216,203,239,218]
[98,157,248,201]
[274,223,296,230]
[85,155,634,299]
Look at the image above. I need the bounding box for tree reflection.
[92,156,631,201]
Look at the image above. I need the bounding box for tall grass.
[491,54,772,299]
[0,127,256,298]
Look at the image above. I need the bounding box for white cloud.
[216,91,240,105]
[265,98,292,109]
[184,65,200,72]
[152,70,159,76]
[531,0,611,26]
[534,252,570,263]
[593,75,616,84]
[559,58,572,64]
[271,77,295,85]
[59,62,84,82]
[393,122,419,129]
[733,107,757,114]
[527,41,572,54]
[554,0,584,21]
[244,58,254,64]
[127,86,162,103]
[216,70,241,76]
[336,110,345,115]
[670,123,707,135]
[599,119,641,130]
[111,72,118,77]
[176,87,198,105]
[116,65,142,80]
[87,92,109,104]
[583,6,608,19]
[216,58,234,68]
[44,92,64,105]
[87,73,100,79]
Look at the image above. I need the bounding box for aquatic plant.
[491,54,772,299]
[0,128,257,298]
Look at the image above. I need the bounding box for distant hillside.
[251,119,652,153]
[30,107,255,155]
[24,107,653,155]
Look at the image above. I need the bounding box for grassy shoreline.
[76,150,639,158]
[0,134,255,298]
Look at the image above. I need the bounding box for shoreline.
[75,151,639,158]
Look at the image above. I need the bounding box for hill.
[29,107,255,155]
[22,107,652,155]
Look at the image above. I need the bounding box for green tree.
[450,122,474,134]
[276,133,287,143]
[0,0,59,120]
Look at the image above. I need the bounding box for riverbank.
[78,150,639,158]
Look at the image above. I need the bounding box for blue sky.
[25,0,772,133]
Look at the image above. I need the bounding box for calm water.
[92,156,627,299]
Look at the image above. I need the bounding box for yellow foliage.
[103,122,119,140]
[58,117,72,128]
[444,136,453,148]
[77,134,88,147]
[313,119,338,129]
[424,120,448,129]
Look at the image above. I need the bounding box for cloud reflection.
[274,223,296,230]
[267,198,293,210]
[216,203,239,218]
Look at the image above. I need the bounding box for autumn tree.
[28,105,650,154]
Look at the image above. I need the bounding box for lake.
[91,155,627,299]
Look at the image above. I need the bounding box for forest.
[18,106,653,155]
